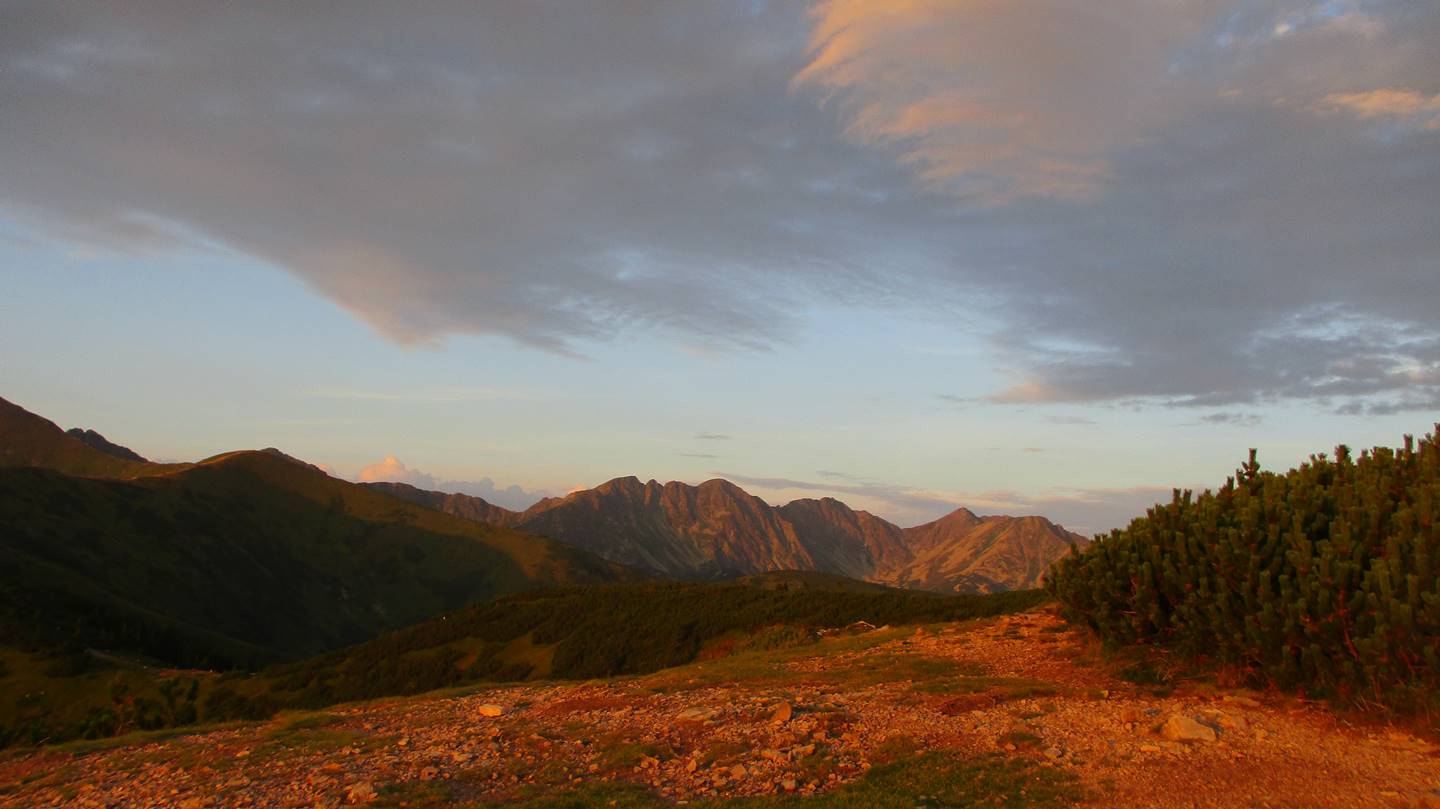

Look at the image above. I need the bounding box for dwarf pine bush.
[1047,426,1440,706]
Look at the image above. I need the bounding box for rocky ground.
[2,610,1438,808]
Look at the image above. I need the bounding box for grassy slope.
[0,396,187,479]
[242,579,1048,710]
[0,580,1046,748]
[0,451,638,671]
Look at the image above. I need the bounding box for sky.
[1,1,1436,534]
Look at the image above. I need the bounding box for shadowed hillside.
[0,397,639,671]
[0,396,185,479]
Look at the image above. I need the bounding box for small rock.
[419,767,439,781]
[1044,746,1064,759]
[477,704,505,718]
[685,759,698,773]
[1160,714,1217,743]
[781,778,798,792]
[1216,713,1249,733]
[345,782,376,804]
[730,764,748,780]
[770,702,793,724]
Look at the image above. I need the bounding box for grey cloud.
[718,471,959,525]
[2,2,1437,413]
[719,471,1173,535]
[966,486,1181,537]
[445,478,550,512]
[694,433,733,441]
[1197,412,1263,428]
[356,455,549,511]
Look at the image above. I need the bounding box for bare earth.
[3,610,1438,808]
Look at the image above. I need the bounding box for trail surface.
[3,611,1438,808]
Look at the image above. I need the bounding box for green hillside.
[1047,426,1440,708]
[231,578,1047,713]
[0,396,184,479]
[0,450,638,671]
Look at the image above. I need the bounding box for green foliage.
[1047,426,1440,706]
[0,452,631,671]
[0,582,1043,750]
[251,580,1047,711]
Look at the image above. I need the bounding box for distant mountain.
[0,397,639,669]
[65,428,148,463]
[365,480,517,525]
[0,396,183,478]
[371,476,1088,593]
[888,510,1085,593]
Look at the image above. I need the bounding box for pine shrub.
[1046,425,1440,706]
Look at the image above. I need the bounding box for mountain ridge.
[0,397,639,669]
[368,474,1088,593]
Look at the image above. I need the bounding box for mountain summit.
[370,476,1087,592]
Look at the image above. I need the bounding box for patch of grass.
[816,653,967,689]
[373,780,458,808]
[996,731,1045,751]
[596,733,671,770]
[1117,663,1171,686]
[506,781,665,809]
[509,750,1081,808]
[914,675,1059,700]
[268,710,342,733]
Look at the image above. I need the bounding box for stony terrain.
[3,610,1438,808]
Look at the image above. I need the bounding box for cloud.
[795,0,1214,203]
[719,471,960,526]
[678,452,720,459]
[719,470,1174,535]
[358,456,431,487]
[2,2,1437,415]
[961,486,1180,537]
[1196,412,1263,428]
[356,456,548,510]
[1316,88,1440,132]
[307,387,535,404]
[694,433,732,441]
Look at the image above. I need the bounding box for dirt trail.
[2,611,1437,808]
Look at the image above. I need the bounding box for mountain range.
[368,475,1088,593]
[0,392,1085,671]
[0,396,634,668]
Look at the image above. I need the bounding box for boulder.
[345,781,376,804]
[477,704,505,718]
[770,702,793,724]
[1160,714,1217,743]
